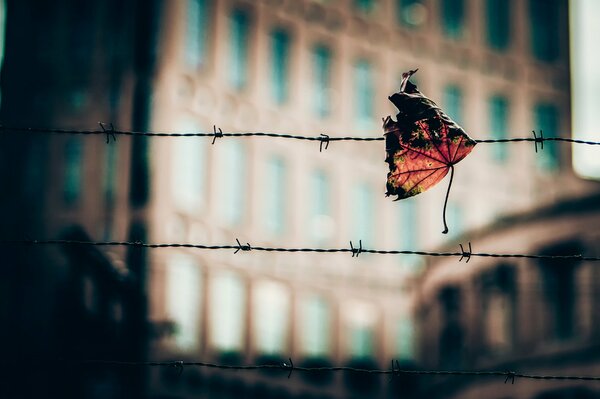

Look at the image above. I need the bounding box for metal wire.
[1,125,599,146]
[42,359,600,382]
[3,239,599,262]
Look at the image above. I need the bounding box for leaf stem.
[441,165,454,234]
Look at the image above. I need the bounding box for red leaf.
[383,69,477,233]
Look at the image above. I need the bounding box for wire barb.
[504,370,516,384]
[171,360,184,377]
[212,125,223,145]
[532,130,544,153]
[99,122,116,144]
[319,133,330,152]
[234,238,252,254]
[459,242,473,263]
[350,240,363,257]
[283,358,294,378]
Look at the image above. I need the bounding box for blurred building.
[0,0,597,398]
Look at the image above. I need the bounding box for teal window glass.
[166,255,202,350]
[397,0,426,28]
[271,29,291,104]
[443,85,463,125]
[103,141,118,204]
[489,96,509,162]
[396,316,416,360]
[229,9,250,90]
[172,136,206,212]
[265,156,286,235]
[185,0,209,68]
[529,0,559,62]
[253,281,290,354]
[210,272,245,352]
[441,0,464,39]
[446,202,463,238]
[350,326,374,358]
[354,60,374,128]
[353,183,374,247]
[220,141,246,225]
[309,169,332,243]
[486,0,511,50]
[399,198,422,269]
[354,0,375,14]
[312,45,332,118]
[302,296,330,357]
[63,138,83,204]
[534,103,560,171]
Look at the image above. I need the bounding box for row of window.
[363,0,561,61]
[165,254,415,360]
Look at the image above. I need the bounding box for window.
[218,141,246,225]
[480,266,515,353]
[529,0,560,62]
[166,255,202,351]
[486,0,511,50]
[446,202,463,237]
[103,141,118,204]
[345,302,377,359]
[354,60,374,128]
[312,45,332,118]
[210,272,245,352]
[253,281,290,354]
[354,0,375,14]
[229,9,250,90]
[270,29,291,104]
[443,85,463,125]
[396,316,416,360]
[533,103,560,171]
[309,169,333,243]
[265,156,286,235]
[397,0,427,28]
[63,138,83,204]
[301,295,330,357]
[172,121,206,212]
[399,198,422,268]
[438,286,464,367]
[441,0,464,39]
[353,183,374,247]
[185,0,209,68]
[488,96,509,162]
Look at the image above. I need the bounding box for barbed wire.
[1,125,599,150]
[3,239,599,262]
[38,358,600,383]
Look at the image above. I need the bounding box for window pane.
[313,45,332,118]
[486,0,510,50]
[63,138,83,204]
[529,0,560,62]
[354,0,375,14]
[346,302,377,359]
[443,85,463,125]
[396,316,416,360]
[353,183,374,246]
[271,29,290,104]
[397,0,427,28]
[229,9,250,90]
[441,0,464,39]
[489,96,509,162]
[210,273,245,351]
[265,156,286,235]
[219,141,246,225]
[253,281,290,354]
[172,121,206,212]
[309,169,333,243]
[185,0,209,68]
[103,141,118,204]
[354,60,374,128]
[399,198,422,268]
[301,295,330,357]
[534,103,560,171]
[166,255,202,351]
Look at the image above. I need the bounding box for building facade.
[0,0,593,398]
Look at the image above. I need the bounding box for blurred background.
[1,0,600,398]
